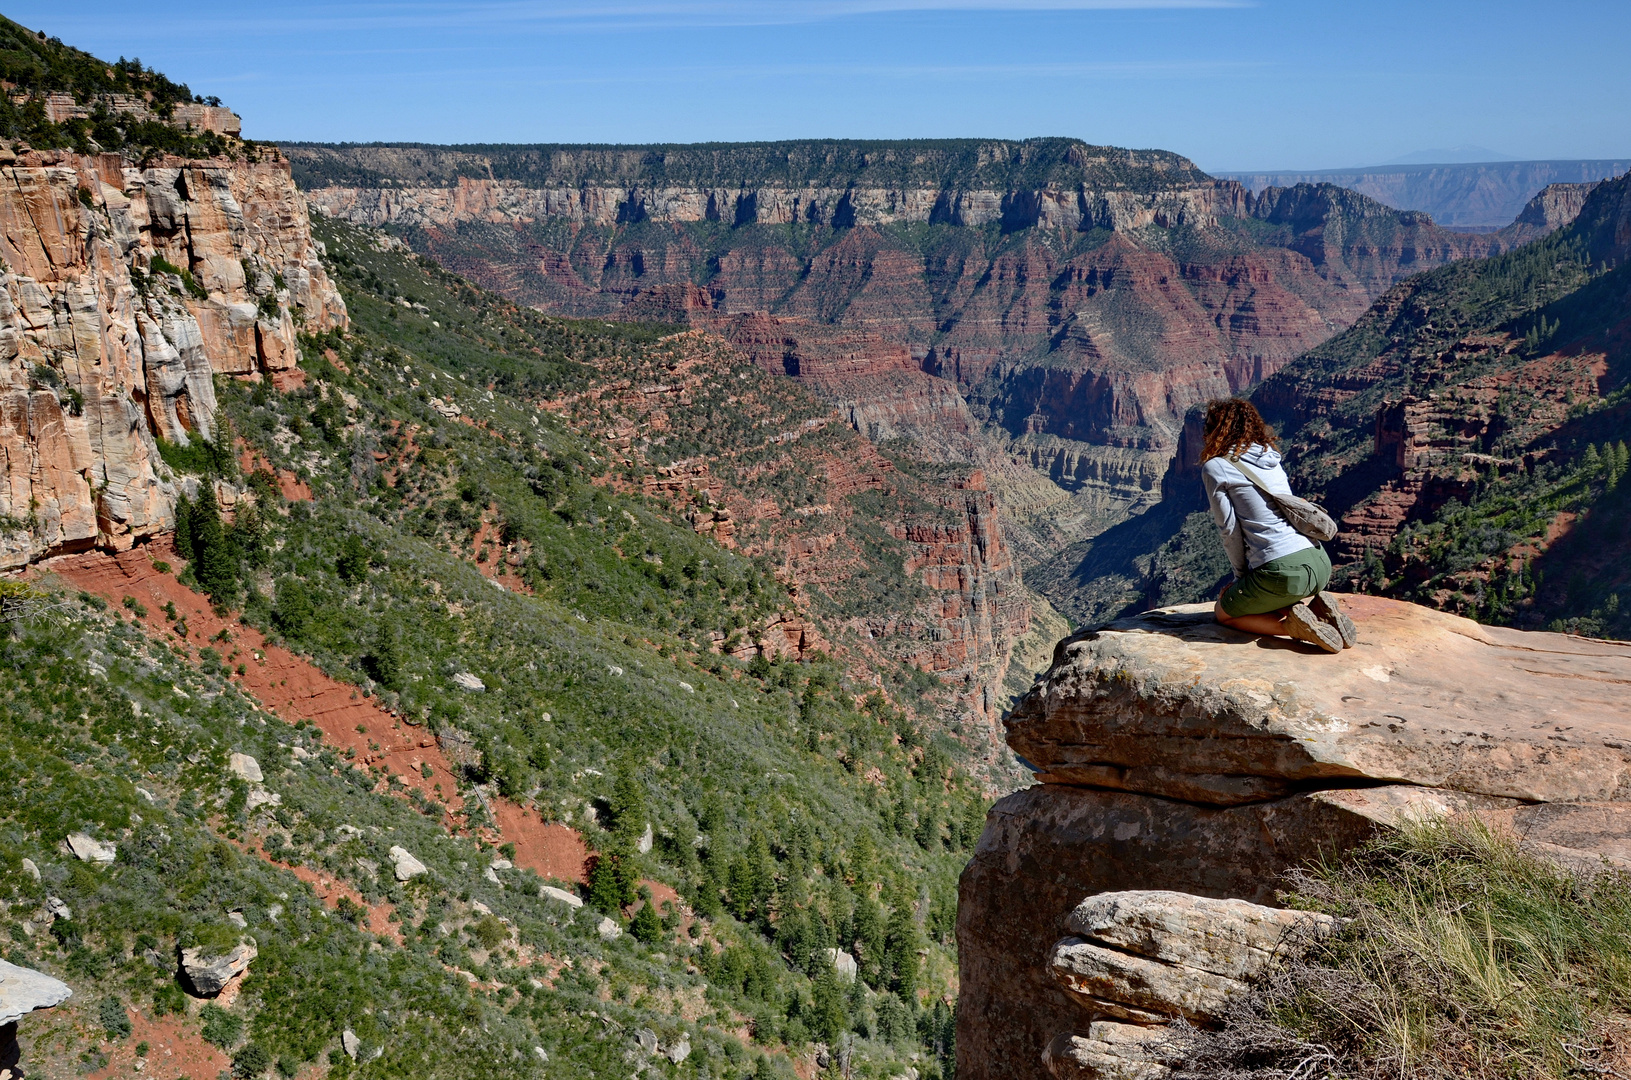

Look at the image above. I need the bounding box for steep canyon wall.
[288,140,1557,559]
[0,144,346,568]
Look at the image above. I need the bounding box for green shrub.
[232,1043,270,1080]
[98,995,131,1040]
[629,900,662,945]
[200,1003,245,1049]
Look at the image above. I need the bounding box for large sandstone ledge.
[958,596,1631,1080]
[1009,594,1631,806]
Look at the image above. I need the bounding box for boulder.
[342,1029,361,1060]
[666,1034,691,1064]
[0,958,72,1025]
[824,948,858,982]
[452,672,486,692]
[246,789,281,812]
[44,897,70,921]
[1049,891,1337,1026]
[533,1046,549,1064]
[1050,940,1240,1024]
[19,859,38,882]
[228,753,263,783]
[1043,1025,1169,1080]
[65,833,117,865]
[1007,596,1631,807]
[597,916,622,941]
[179,941,257,996]
[540,885,584,908]
[962,596,1631,1080]
[635,1028,659,1056]
[1479,801,1631,870]
[1064,892,1338,984]
[388,846,427,881]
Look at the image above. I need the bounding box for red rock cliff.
[0,144,346,568]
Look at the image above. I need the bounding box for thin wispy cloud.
[68,0,1245,39]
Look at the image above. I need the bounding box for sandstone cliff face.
[959,596,1631,1080]
[306,172,1248,233]
[0,144,346,567]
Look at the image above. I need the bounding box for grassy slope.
[1174,820,1631,1080]
[2,226,998,1080]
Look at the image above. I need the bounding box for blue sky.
[15,0,1630,171]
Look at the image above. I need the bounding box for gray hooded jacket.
[1201,444,1314,577]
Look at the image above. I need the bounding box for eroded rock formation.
[959,594,1631,1080]
[0,144,346,567]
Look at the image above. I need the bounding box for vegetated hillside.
[306,214,1056,733]
[1,215,1003,1080]
[0,14,239,157]
[1037,172,1631,638]
[1222,158,1631,228]
[287,141,1545,587]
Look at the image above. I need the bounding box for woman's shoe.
[1285,603,1343,653]
[1308,591,1358,648]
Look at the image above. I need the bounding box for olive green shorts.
[1220,545,1332,617]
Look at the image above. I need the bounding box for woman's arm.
[1202,461,1248,577]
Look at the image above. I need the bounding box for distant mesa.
[1378,145,1518,165]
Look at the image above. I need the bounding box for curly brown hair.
[1202,398,1277,461]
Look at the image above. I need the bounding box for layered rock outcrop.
[0,144,346,567]
[1040,890,1337,1078]
[959,594,1631,1080]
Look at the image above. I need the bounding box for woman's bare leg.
[1214,601,1293,637]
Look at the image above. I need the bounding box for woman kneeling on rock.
[1201,398,1357,652]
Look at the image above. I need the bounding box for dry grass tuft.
[1164,817,1631,1079]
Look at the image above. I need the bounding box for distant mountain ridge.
[285,138,1210,193]
[1220,159,1631,228]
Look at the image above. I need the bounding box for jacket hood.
[1237,443,1283,469]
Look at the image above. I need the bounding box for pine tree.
[810,965,847,1045]
[747,831,776,912]
[852,890,886,987]
[884,901,922,999]
[609,768,647,842]
[172,493,194,562]
[335,533,370,583]
[629,897,662,944]
[588,845,636,915]
[726,855,756,921]
[191,486,237,602]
